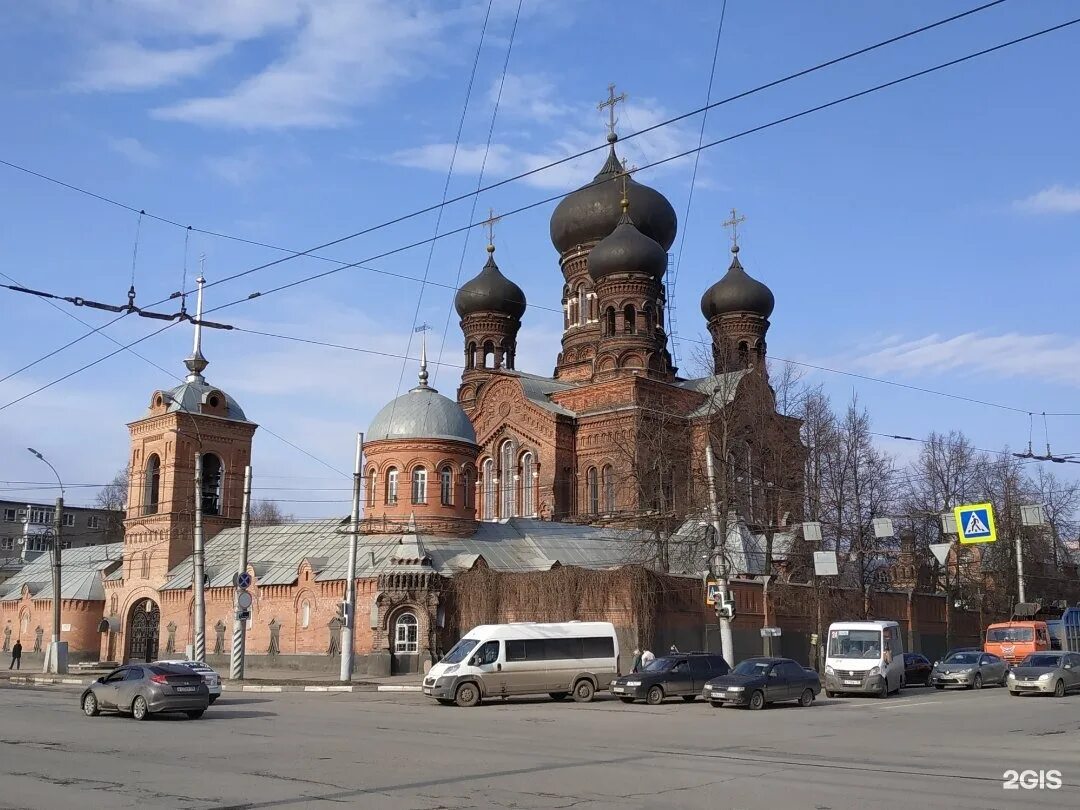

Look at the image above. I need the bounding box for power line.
[0,0,1014,385]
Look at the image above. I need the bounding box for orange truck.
[983,621,1052,665]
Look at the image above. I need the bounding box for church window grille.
[144,454,161,515]
[201,453,223,517]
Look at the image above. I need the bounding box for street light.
[26,447,66,674]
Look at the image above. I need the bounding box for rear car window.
[148,664,193,676]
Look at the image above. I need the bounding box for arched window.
[482,459,496,520]
[500,440,516,518]
[577,284,587,326]
[465,341,476,369]
[411,467,427,505]
[201,453,223,516]
[385,468,399,505]
[604,307,616,337]
[521,452,535,517]
[643,303,654,333]
[440,466,453,506]
[367,467,377,507]
[586,467,599,515]
[463,467,475,509]
[301,600,311,629]
[738,341,750,368]
[602,464,615,513]
[656,299,665,330]
[144,454,161,515]
[623,305,636,334]
[482,340,495,369]
[395,612,418,653]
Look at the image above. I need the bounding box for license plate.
[175,686,197,693]
[423,687,432,695]
[1019,682,1038,687]
[613,687,625,693]
[843,679,860,686]
[714,693,727,699]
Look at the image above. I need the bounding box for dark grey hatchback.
[611,653,730,704]
[705,657,821,709]
[81,664,210,720]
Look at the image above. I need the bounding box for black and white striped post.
[229,466,253,681]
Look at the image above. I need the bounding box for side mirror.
[96,677,104,684]
[469,656,480,667]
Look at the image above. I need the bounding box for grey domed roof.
[367,383,477,444]
[549,139,677,255]
[148,379,250,423]
[700,247,775,320]
[455,246,526,319]
[587,207,668,282]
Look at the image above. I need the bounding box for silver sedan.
[929,650,1008,689]
[80,663,210,720]
[1008,652,1080,697]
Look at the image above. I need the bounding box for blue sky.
[2,0,1079,515]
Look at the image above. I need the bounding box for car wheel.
[972,673,982,690]
[186,710,205,720]
[549,692,569,701]
[824,690,835,699]
[82,692,99,717]
[454,682,481,708]
[1010,690,1020,697]
[934,685,945,690]
[619,697,635,704]
[711,701,724,709]
[798,688,815,707]
[1054,679,1066,698]
[436,698,455,706]
[572,679,595,703]
[681,695,696,702]
[131,695,149,721]
[876,680,888,699]
[208,695,219,705]
[748,690,766,710]
[645,685,664,705]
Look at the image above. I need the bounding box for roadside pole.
[230,465,253,680]
[1014,531,1026,604]
[47,495,64,673]
[340,433,363,682]
[705,446,734,667]
[193,452,206,662]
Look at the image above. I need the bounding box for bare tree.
[250,499,294,527]
[95,466,129,512]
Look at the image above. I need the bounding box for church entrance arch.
[126,598,161,663]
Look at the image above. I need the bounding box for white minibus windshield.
[828,629,882,659]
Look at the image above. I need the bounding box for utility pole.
[340,433,363,682]
[230,465,252,680]
[27,448,66,674]
[1015,532,1026,604]
[705,446,734,667]
[193,452,206,662]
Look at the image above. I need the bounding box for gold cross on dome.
[723,208,746,248]
[618,158,636,203]
[482,208,501,246]
[598,83,627,138]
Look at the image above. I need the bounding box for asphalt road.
[1,682,1078,810]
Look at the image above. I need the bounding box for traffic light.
[339,600,351,628]
[715,598,736,621]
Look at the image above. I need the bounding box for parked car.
[704,657,821,710]
[903,653,932,686]
[1008,651,1080,697]
[611,652,729,704]
[80,663,209,720]
[929,650,1008,689]
[155,659,222,704]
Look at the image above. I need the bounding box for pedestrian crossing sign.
[954,502,996,544]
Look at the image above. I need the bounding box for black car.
[903,653,932,686]
[704,657,821,710]
[611,652,729,704]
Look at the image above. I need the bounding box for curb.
[4,675,422,693]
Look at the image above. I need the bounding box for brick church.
[1,117,804,674]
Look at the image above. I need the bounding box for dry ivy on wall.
[446,565,700,646]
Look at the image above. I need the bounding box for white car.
[155,660,222,704]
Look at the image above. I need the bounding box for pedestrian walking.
[9,639,22,670]
[631,648,643,673]
[641,649,655,668]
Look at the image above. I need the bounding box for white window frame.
[386,469,398,505]
[440,466,453,506]
[411,467,427,505]
[87,515,101,529]
[301,600,311,629]
[521,452,535,517]
[394,612,419,653]
[62,513,75,528]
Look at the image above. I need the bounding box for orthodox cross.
[482,208,501,246]
[617,158,636,206]
[723,208,746,249]
[598,83,627,138]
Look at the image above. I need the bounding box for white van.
[423,622,620,707]
[824,620,905,698]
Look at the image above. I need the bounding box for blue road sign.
[236,571,252,589]
[954,502,996,544]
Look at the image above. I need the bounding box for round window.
[208,395,220,407]
[154,395,163,407]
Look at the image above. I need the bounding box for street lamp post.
[27,448,67,674]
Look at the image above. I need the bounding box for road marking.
[834,699,940,710]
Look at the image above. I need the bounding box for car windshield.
[642,657,676,672]
[828,629,882,659]
[943,652,980,665]
[986,626,1034,642]
[731,660,771,677]
[440,638,479,665]
[1022,654,1062,668]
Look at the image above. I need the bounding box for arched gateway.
[126,598,161,663]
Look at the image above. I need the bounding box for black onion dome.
[549,138,677,254]
[700,247,775,319]
[455,245,527,319]
[587,207,668,282]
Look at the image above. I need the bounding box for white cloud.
[205,150,263,186]
[1014,185,1080,215]
[852,332,1080,387]
[492,73,569,122]
[107,136,160,167]
[74,41,231,92]
[153,0,445,128]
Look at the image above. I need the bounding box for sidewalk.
[0,668,424,693]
